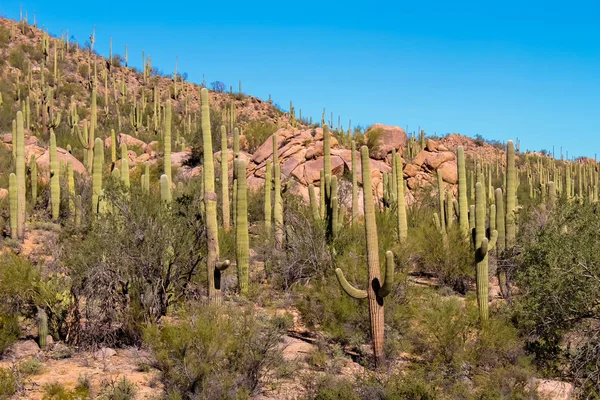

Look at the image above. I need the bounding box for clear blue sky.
[3,0,600,159]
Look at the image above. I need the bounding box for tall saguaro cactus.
[236,160,249,294]
[164,99,172,183]
[457,146,469,236]
[474,182,498,322]
[9,173,17,240]
[16,111,25,239]
[221,126,230,231]
[92,137,104,215]
[29,155,37,205]
[49,130,60,220]
[505,140,516,247]
[335,146,395,366]
[273,134,283,248]
[264,160,272,231]
[351,140,359,222]
[395,153,408,241]
[201,88,229,305]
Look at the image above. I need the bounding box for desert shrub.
[143,304,288,400]
[98,377,137,400]
[399,293,535,398]
[513,200,600,394]
[0,367,18,398]
[42,382,89,400]
[17,358,42,376]
[0,253,72,343]
[244,120,277,153]
[364,128,384,157]
[410,224,474,293]
[303,375,360,400]
[187,106,222,166]
[8,47,25,70]
[266,194,332,289]
[0,25,9,48]
[0,314,19,355]
[62,182,205,346]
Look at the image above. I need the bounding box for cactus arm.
[335,268,368,299]
[377,251,394,298]
[76,121,90,149]
[216,260,230,271]
[488,229,498,251]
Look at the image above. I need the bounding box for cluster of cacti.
[335,146,396,366]
[309,125,343,240]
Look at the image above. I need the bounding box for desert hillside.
[0,14,596,400]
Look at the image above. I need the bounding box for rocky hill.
[0,16,509,207]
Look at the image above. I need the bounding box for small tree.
[211,81,226,93]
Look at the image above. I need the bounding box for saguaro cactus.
[264,159,272,230]
[164,99,172,183]
[92,137,104,214]
[351,140,359,222]
[16,111,25,239]
[395,153,408,241]
[121,144,130,188]
[37,307,48,348]
[49,130,60,220]
[220,126,230,231]
[273,134,283,248]
[335,146,395,366]
[67,160,75,221]
[29,155,37,205]
[236,160,249,294]
[505,140,516,247]
[457,146,469,236]
[437,169,446,232]
[201,88,229,305]
[160,174,172,204]
[77,120,94,171]
[473,182,498,322]
[9,173,17,240]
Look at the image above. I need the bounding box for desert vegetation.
[0,13,597,400]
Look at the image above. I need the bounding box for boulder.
[117,133,148,151]
[282,149,307,177]
[35,147,87,178]
[365,124,408,159]
[303,156,345,184]
[423,151,456,170]
[404,163,420,178]
[425,139,438,152]
[534,379,573,400]
[412,150,428,167]
[438,161,458,184]
[0,188,7,200]
[95,347,117,359]
[170,151,191,167]
[10,340,40,359]
[247,176,265,191]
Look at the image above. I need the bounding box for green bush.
[42,382,89,400]
[144,304,288,400]
[98,377,137,400]
[244,120,277,154]
[0,367,18,399]
[62,182,205,346]
[514,200,600,394]
[0,314,19,355]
